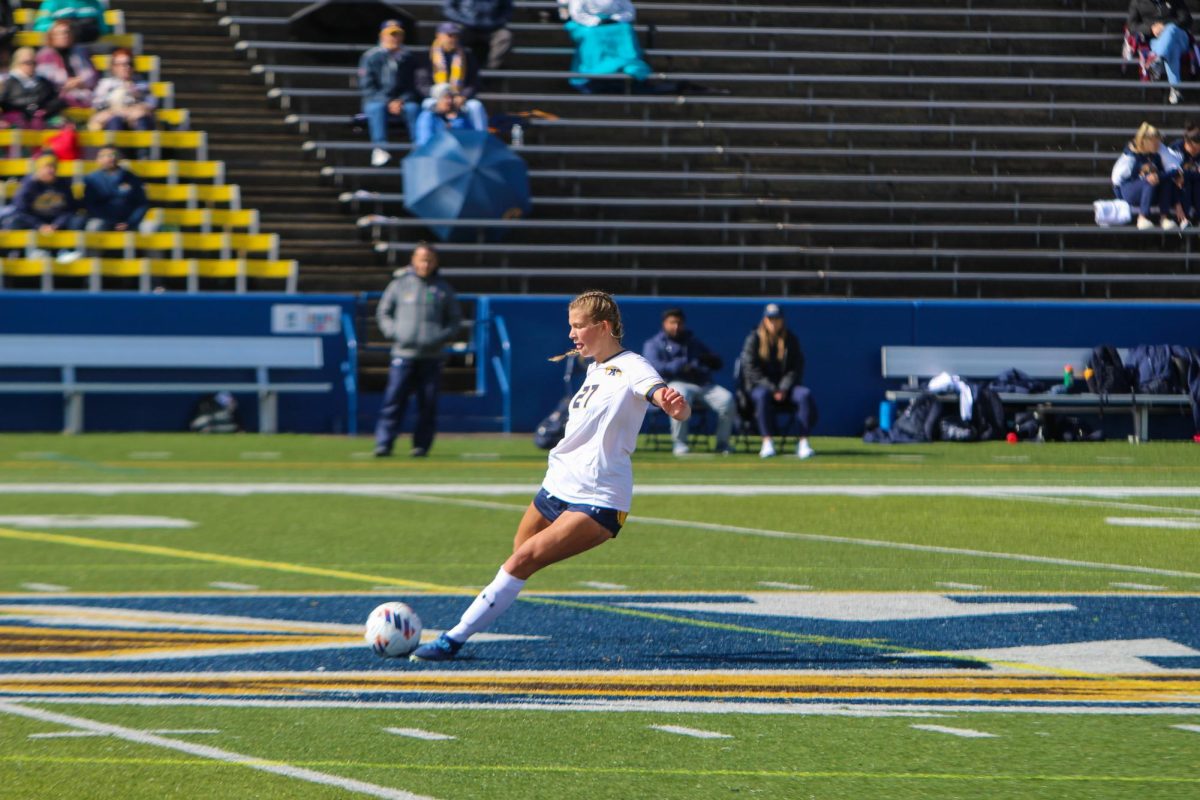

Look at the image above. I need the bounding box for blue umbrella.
[402,129,532,243]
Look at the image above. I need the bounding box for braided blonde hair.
[548,290,624,362]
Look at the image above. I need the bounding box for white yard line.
[208,582,260,591]
[0,702,436,800]
[1106,517,1200,530]
[18,695,1200,716]
[0,515,194,529]
[649,724,732,739]
[577,581,628,590]
[910,724,998,738]
[6,483,1200,497]
[1172,724,1200,734]
[1110,582,1168,591]
[19,583,69,593]
[758,582,813,590]
[936,582,986,591]
[383,727,456,741]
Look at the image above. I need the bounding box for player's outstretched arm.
[654,386,692,422]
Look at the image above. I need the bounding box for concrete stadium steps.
[116,0,1182,298]
[111,0,378,273]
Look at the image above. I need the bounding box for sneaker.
[714,443,734,456]
[1137,215,1155,230]
[55,249,83,264]
[1162,217,1178,231]
[1180,219,1192,231]
[373,446,392,458]
[672,442,690,456]
[409,632,463,662]
[371,147,391,167]
[1170,87,1183,105]
[797,440,815,460]
[29,248,50,260]
[409,447,428,457]
[759,439,776,458]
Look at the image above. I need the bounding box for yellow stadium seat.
[33,231,85,251]
[229,233,279,259]
[149,258,199,291]
[193,184,241,209]
[98,258,152,291]
[0,230,33,251]
[0,257,52,290]
[83,231,135,257]
[134,232,183,258]
[146,184,199,208]
[245,259,299,292]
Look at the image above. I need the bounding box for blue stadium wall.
[2,293,1199,436]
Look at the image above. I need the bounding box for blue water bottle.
[879,399,895,431]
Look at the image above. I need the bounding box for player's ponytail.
[548,290,623,362]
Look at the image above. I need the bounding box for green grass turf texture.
[1,433,1199,799]
[3,705,1199,800]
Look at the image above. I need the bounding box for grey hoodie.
[376,267,462,360]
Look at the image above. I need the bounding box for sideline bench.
[881,346,1192,442]
[0,335,330,434]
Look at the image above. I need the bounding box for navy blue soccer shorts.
[533,488,626,537]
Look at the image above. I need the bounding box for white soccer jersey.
[542,350,666,512]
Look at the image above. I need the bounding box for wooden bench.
[0,335,329,433]
[881,346,1192,442]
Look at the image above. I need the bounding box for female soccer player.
[410,290,690,661]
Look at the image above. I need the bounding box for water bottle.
[1063,364,1074,390]
[879,399,895,431]
[511,124,524,148]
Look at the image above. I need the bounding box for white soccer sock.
[446,567,526,643]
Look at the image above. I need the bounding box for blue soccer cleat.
[409,632,464,662]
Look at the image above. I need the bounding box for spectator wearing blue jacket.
[443,0,513,70]
[358,19,425,167]
[413,83,483,146]
[2,153,81,233]
[641,307,735,456]
[1112,122,1181,230]
[83,147,148,231]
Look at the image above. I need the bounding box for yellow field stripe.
[4,673,1197,703]
[0,527,458,596]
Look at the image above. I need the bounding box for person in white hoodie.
[1111,121,1187,230]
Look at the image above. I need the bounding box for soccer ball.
[364,601,423,658]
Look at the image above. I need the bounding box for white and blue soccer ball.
[364,601,423,658]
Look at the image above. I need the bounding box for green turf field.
[0,434,1198,799]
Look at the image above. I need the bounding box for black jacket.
[739,329,804,394]
[1127,0,1193,37]
[0,73,66,119]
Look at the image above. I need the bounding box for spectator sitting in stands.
[557,0,651,93]
[1127,0,1193,104]
[0,153,83,261]
[1169,121,1200,225]
[423,22,488,131]
[443,0,513,70]
[1,0,17,72]
[36,19,97,109]
[359,19,425,168]
[642,307,736,456]
[0,46,67,129]
[1112,122,1183,231]
[739,303,817,460]
[89,48,155,132]
[413,82,483,146]
[83,146,149,232]
[32,0,109,43]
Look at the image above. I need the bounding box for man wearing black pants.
[373,243,462,457]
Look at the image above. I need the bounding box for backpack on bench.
[1086,345,1133,396]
